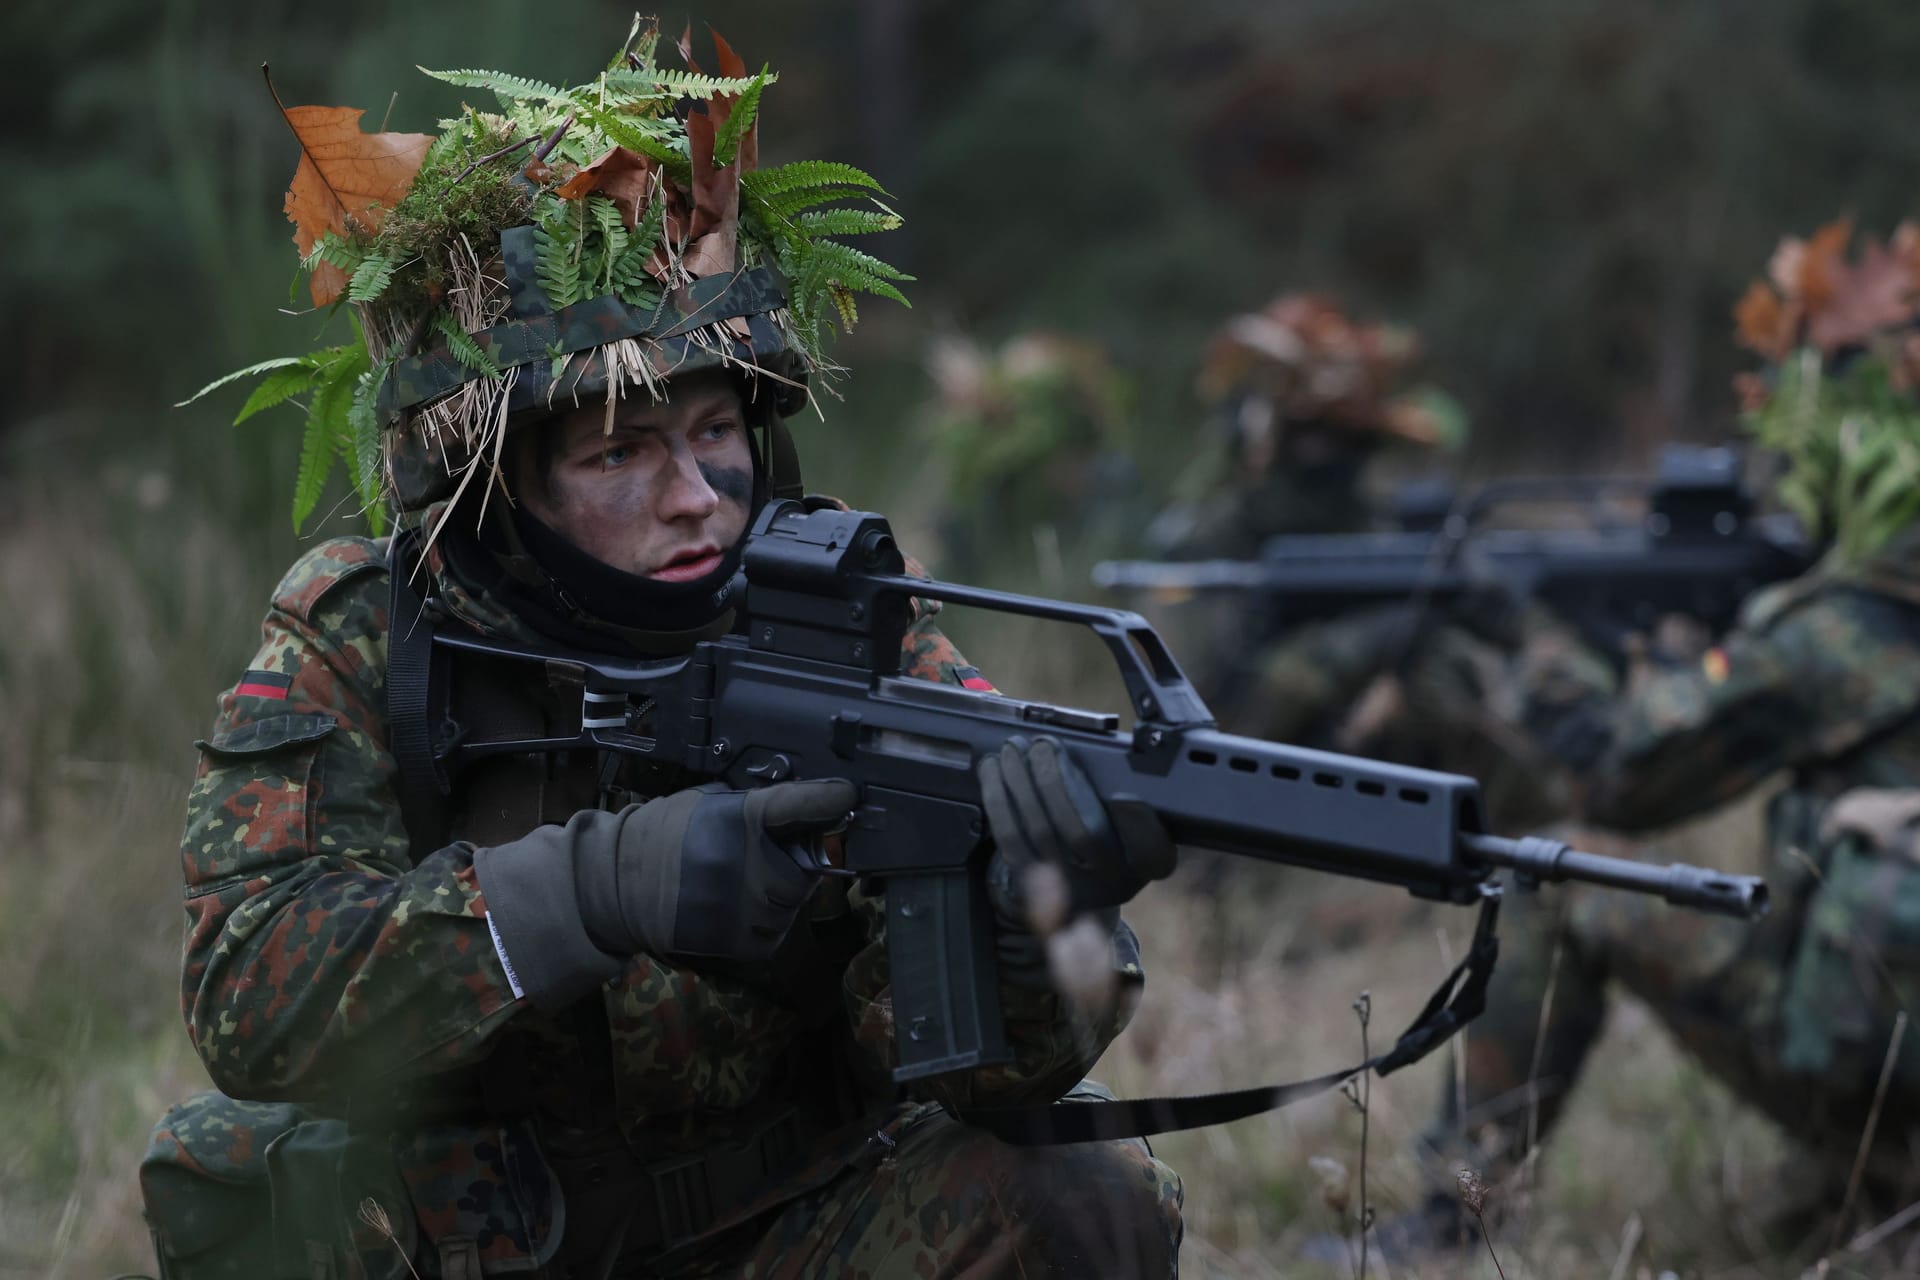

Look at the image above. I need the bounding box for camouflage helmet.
[1197,294,1463,473]
[189,20,908,536]
[1733,219,1920,565]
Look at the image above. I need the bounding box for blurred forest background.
[6,0,1920,1275]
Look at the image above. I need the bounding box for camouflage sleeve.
[841,613,1142,1106]
[1243,604,1419,742]
[1537,584,1920,832]
[180,539,521,1102]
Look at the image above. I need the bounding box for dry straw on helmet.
[1733,219,1920,566]
[181,18,909,536]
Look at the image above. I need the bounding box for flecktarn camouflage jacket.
[142,534,1141,1276]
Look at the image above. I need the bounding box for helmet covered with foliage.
[187,19,908,540]
[1733,219,1920,566]
[924,332,1130,506]
[1197,293,1465,475]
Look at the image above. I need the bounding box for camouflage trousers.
[143,1092,1182,1280]
[662,1102,1184,1279]
[1440,825,1920,1197]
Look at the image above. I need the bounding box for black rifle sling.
[387,530,449,852]
[955,888,1501,1146]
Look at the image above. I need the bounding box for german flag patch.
[1701,647,1730,686]
[235,669,293,701]
[954,665,997,693]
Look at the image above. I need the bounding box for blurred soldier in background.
[1400,220,1920,1256]
[920,330,1140,582]
[1137,295,1548,824]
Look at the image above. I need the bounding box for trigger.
[788,821,854,877]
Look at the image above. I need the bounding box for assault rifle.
[398,501,1767,1140]
[1094,445,1817,659]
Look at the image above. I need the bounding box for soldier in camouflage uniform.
[142,34,1182,1280]
[1135,296,1544,822]
[1427,222,1920,1233]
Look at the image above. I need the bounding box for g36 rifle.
[393,500,1767,1142]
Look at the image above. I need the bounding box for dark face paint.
[699,461,754,508]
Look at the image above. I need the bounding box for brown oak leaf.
[1808,236,1920,354]
[280,105,432,306]
[554,145,658,227]
[1733,280,1793,360]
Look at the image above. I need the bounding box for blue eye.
[602,445,633,466]
[702,420,736,442]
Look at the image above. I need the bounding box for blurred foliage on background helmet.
[925,332,1131,503]
[1734,220,1920,566]
[1198,293,1467,460]
[916,331,1141,580]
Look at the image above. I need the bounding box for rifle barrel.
[1461,833,1767,919]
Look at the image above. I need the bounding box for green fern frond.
[587,196,630,294]
[608,199,666,309]
[744,160,885,200]
[348,363,390,532]
[291,402,335,532]
[803,239,914,294]
[790,207,904,238]
[576,105,689,175]
[233,363,320,424]
[347,253,399,303]
[711,67,768,168]
[433,309,504,376]
[291,356,357,531]
[418,66,567,104]
[309,232,367,273]
[175,357,310,407]
[534,205,584,307]
[603,67,770,100]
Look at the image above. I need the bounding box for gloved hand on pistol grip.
[473,778,856,1010]
[976,735,1175,986]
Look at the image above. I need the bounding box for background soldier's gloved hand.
[474,778,855,1009]
[977,735,1175,988]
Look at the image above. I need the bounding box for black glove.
[976,736,1175,985]
[474,778,855,1009]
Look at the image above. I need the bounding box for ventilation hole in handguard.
[1230,757,1257,773]
[1190,750,1218,766]
[1271,764,1301,781]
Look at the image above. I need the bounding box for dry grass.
[0,473,272,1277]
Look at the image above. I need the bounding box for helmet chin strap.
[763,411,805,500]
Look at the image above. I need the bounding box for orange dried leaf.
[1732,281,1791,359]
[280,105,432,306]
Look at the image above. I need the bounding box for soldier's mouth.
[649,545,724,583]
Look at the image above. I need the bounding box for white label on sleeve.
[486,912,527,1001]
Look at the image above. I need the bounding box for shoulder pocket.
[185,713,340,892]
[196,711,337,759]
[1779,790,1920,1095]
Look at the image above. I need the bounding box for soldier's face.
[515,373,755,580]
